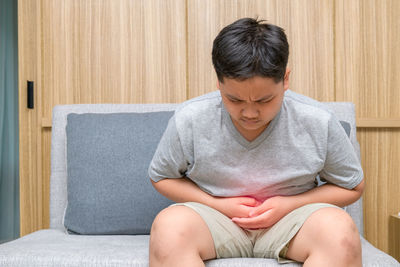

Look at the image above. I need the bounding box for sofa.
[0,95,399,266]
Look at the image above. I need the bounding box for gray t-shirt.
[148,90,363,202]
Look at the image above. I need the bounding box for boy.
[148,18,364,266]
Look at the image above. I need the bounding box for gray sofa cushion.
[64,112,175,235]
[339,120,351,137]
[0,229,398,267]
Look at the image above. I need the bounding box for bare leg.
[149,205,216,267]
[286,207,362,267]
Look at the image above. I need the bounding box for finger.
[237,205,254,217]
[249,204,271,217]
[232,215,263,227]
[239,197,258,207]
[254,199,263,206]
[233,210,273,229]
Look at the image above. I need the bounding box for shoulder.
[176,90,221,110]
[174,91,222,127]
[171,91,222,159]
[283,90,334,125]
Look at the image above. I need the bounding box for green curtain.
[0,0,20,243]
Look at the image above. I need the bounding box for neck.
[232,120,269,142]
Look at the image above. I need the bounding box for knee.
[334,211,361,261]
[314,208,361,261]
[149,206,195,259]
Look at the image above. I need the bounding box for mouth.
[241,118,260,124]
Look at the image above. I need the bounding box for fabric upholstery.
[340,120,351,137]
[0,229,398,267]
[64,112,174,235]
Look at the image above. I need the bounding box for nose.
[241,103,259,119]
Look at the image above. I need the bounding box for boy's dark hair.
[212,17,289,83]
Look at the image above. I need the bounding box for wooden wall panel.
[335,0,400,117]
[18,0,42,236]
[40,0,187,122]
[336,0,400,254]
[358,129,400,253]
[187,0,335,101]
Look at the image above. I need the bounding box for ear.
[216,79,221,90]
[283,68,291,91]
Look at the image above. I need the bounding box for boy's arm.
[151,177,260,219]
[232,180,364,229]
[287,179,364,208]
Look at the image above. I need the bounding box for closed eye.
[257,97,273,104]
[226,95,274,103]
[228,98,243,103]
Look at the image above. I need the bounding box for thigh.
[253,203,340,263]
[173,202,254,258]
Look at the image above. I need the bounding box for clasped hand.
[215,195,293,230]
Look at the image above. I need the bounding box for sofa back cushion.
[64,111,175,235]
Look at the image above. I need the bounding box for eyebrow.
[226,93,273,102]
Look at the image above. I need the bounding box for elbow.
[150,177,167,194]
[150,178,159,188]
[150,178,163,195]
[353,179,365,198]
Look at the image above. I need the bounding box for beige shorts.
[172,202,339,263]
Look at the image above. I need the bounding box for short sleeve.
[319,115,364,189]
[148,116,188,182]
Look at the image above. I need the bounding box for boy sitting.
[148,17,364,267]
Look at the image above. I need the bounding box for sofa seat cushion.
[0,229,399,267]
[0,229,149,267]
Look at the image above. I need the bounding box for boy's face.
[217,69,290,141]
